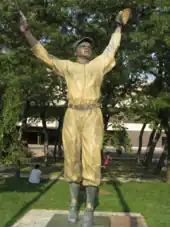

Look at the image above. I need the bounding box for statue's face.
[76,41,92,59]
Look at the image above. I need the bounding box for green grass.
[102,159,166,180]
[1,159,166,181]
[0,162,64,177]
[0,177,170,227]
[20,162,64,176]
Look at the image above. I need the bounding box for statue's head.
[73,37,93,60]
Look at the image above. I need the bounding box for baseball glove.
[116,8,132,25]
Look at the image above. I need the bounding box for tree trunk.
[58,138,63,159]
[53,138,58,163]
[18,118,27,142]
[167,160,170,184]
[103,114,110,131]
[53,134,62,161]
[165,129,170,184]
[145,127,162,168]
[57,117,63,158]
[154,151,167,174]
[41,116,49,166]
[137,123,146,164]
[142,127,157,166]
[53,116,63,162]
[18,101,29,142]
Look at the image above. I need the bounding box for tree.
[0,0,137,157]
[137,123,146,164]
[126,2,170,182]
[1,0,170,184]
[155,143,167,175]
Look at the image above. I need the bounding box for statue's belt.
[68,103,100,110]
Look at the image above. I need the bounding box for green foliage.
[0,142,32,164]
[1,0,170,161]
[104,124,132,152]
[0,0,136,158]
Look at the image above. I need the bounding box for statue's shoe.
[68,205,78,223]
[81,209,94,227]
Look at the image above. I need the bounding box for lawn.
[0,176,170,227]
[102,159,166,181]
[1,158,166,182]
[0,162,64,178]
[20,162,64,177]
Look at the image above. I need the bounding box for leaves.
[1,0,170,158]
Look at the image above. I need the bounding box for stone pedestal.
[46,214,110,227]
[12,210,148,227]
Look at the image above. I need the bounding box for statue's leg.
[68,182,80,222]
[82,186,98,227]
[81,108,104,227]
[62,109,82,223]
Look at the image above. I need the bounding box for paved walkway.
[12,209,148,227]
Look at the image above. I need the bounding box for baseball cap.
[73,37,94,50]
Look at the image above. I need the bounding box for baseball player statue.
[20,8,131,227]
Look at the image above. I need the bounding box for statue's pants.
[62,107,104,186]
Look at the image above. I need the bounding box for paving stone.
[46,214,110,227]
[110,215,147,227]
[12,210,148,227]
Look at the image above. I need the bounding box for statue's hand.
[20,11,29,33]
[115,8,132,26]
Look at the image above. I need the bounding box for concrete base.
[46,214,110,227]
[12,210,148,227]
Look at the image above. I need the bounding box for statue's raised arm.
[20,11,67,77]
[99,8,132,74]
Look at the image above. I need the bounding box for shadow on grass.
[107,179,130,213]
[0,177,49,193]
[4,170,64,227]
[107,174,140,227]
[102,159,166,181]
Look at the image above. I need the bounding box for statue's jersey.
[32,29,121,186]
[32,29,121,105]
